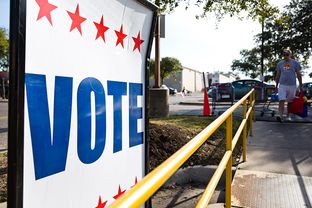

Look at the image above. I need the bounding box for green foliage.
[279,0,312,61]
[258,1,311,66]
[160,57,182,82]
[232,49,261,79]
[251,0,279,23]
[232,0,312,80]
[149,57,182,84]
[149,58,155,77]
[231,46,280,81]
[153,0,275,21]
[0,28,9,71]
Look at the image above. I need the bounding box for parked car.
[169,87,177,95]
[160,85,177,95]
[232,79,269,100]
[208,82,234,101]
[302,82,312,99]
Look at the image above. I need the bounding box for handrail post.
[225,114,233,208]
[243,99,247,162]
[249,92,253,136]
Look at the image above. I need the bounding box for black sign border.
[8,0,157,207]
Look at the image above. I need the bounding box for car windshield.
[244,80,258,87]
[232,81,243,88]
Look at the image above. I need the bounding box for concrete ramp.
[232,169,312,208]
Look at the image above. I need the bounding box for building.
[208,72,237,85]
[150,66,204,92]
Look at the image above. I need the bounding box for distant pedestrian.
[275,48,303,122]
[182,86,187,96]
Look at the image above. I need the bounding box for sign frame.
[8,0,157,207]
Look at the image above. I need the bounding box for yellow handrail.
[196,151,232,208]
[109,89,256,208]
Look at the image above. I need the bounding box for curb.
[179,102,233,106]
[256,118,312,123]
[163,165,236,188]
[153,165,237,207]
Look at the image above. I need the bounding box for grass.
[0,152,7,158]
[150,115,242,134]
[150,116,217,132]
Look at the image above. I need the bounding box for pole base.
[149,88,169,118]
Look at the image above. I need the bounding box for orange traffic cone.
[203,89,211,116]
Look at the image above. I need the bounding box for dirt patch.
[149,122,242,171]
[149,120,243,207]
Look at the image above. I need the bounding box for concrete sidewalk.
[240,121,312,176]
[232,121,312,207]
[255,102,312,123]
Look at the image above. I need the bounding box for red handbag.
[288,92,304,114]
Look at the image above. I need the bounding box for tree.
[279,0,312,61]
[0,28,9,71]
[149,57,182,84]
[154,0,275,20]
[231,49,261,79]
[232,0,312,80]
[259,0,312,67]
[231,42,280,81]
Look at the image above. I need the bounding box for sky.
[0,0,311,82]
[0,0,9,29]
[153,8,261,72]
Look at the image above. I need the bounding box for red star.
[35,0,57,25]
[113,185,126,200]
[132,176,138,188]
[93,16,109,42]
[132,32,144,52]
[115,25,127,48]
[67,4,86,35]
[95,196,107,208]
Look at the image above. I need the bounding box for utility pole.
[260,18,265,101]
[149,0,169,117]
[261,18,264,81]
[154,0,160,88]
[154,15,161,88]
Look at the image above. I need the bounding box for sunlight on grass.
[150,116,241,133]
[0,151,7,158]
[150,116,215,132]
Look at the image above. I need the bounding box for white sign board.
[21,0,155,207]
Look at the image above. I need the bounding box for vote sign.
[9,0,156,207]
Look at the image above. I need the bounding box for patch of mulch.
[149,123,242,171]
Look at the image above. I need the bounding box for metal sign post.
[8,0,157,207]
